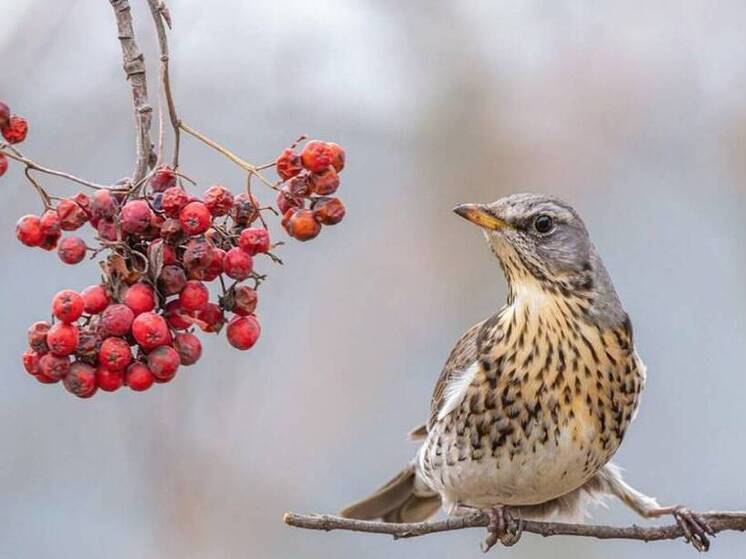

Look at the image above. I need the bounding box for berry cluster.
[10,130,347,397]
[0,101,28,177]
[276,140,347,241]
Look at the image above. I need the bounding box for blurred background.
[2,0,746,557]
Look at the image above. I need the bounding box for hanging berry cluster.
[5,93,348,397]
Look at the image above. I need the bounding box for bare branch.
[283,511,746,547]
[109,0,154,184]
[0,147,113,191]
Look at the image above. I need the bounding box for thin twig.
[0,148,113,190]
[284,511,746,546]
[109,0,154,184]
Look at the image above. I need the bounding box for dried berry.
[182,238,214,271]
[39,210,62,250]
[276,187,304,214]
[238,227,270,255]
[204,185,234,216]
[39,353,71,380]
[231,192,260,226]
[22,349,42,376]
[28,321,51,353]
[92,189,117,220]
[162,186,189,218]
[276,148,303,181]
[158,264,187,295]
[100,304,135,337]
[312,197,346,225]
[0,154,8,178]
[121,200,153,236]
[63,362,97,398]
[195,303,224,333]
[327,142,346,172]
[150,166,177,193]
[0,102,9,129]
[233,286,258,316]
[309,167,340,195]
[164,300,193,330]
[300,140,334,173]
[285,209,321,241]
[56,198,88,231]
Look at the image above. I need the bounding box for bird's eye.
[533,214,554,234]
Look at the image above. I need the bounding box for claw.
[673,507,712,552]
[480,507,524,552]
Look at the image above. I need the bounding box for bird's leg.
[454,504,524,551]
[600,468,714,552]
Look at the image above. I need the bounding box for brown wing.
[426,320,484,429]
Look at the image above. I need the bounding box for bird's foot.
[670,507,715,552]
[480,507,524,552]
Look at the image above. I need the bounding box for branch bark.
[109,0,154,184]
[283,511,746,546]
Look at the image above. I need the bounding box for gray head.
[454,192,626,326]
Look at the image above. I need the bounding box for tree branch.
[283,511,746,547]
[109,0,154,184]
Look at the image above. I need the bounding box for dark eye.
[533,214,553,234]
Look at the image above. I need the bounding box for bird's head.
[454,193,624,323]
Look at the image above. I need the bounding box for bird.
[340,193,712,551]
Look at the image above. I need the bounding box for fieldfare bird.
[341,193,712,551]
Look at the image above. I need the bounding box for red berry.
[191,248,224,281]
[276,148,303,181]
[312,197,346,225]
[0,154,7,177]
[159,218,183,244]
[46,322,79,356]
[81,285,110,315]
[122,283,156,315]
[95,366,124,391]
[223,247,253,280]
[173,333,202,366]
[238,227,270,255]
[131,311,170,350]
[151,239,177,265]
[309,167,340,195]
[56,198,88,231]
[150,166,177,192]
[92,189,117,220]
[99,304,135,337]
[233,286,258,316]
[28,321,50,353]
[58,236,87,264]
[327,142,346,172]
[96,218,118,242]
[121,200,153,236]
[22,349,42,375]
[39,353,71,380]
[52,289,84,323]
[182,238,214,271]
[72,192,93,219]
[300,140,334,173]
[287,173,312,197]
[162,186,190,218]
[125,362,154,391]
[98,337,133,371]
[147,345,180,381]
[158,265,187,295]
[76,327,101,363]
[195,302,224,333]
[35,372,59,384]
[0,102,9,129]
[64,362,97,398]
[204,185,234,216]
[231,193,260,226]
[164,300,193,330]
[286,209,321,241]
[179,201,212,236]
[226,315,261,350]
[179,280,209,312]
[276,187,304,214]
[16,215,43,247]
[2,115,28,144]
[39,210,62,250]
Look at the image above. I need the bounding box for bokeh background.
[2,1,746,557]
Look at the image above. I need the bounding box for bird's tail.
[339,465,441,523]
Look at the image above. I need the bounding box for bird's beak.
[453,204,509,230]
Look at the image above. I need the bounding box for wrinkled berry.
[0,102,9,129]
[96,218,118,242]
[158,264,187,295]
[182,238,214,271]
[300,140,333,173]
[164,300,193,330]
[121,200,153,236]
[22,349,42,376]
[312,197,346,225]
[92,189,117,220]
[28,321,50,353]
[238,227,270,255]
[150,166,177,192]
[56,198,88,230]
[309,167,339,195]
[327,142,346,172]
[233,286,258,316]
[39,210,62,250]
[276,187,304,214]
[276,148,303,181]
[285,209,321,241]
[204,185,234,216]
[231,193,260,226]
[162,186,189,218]
[195,303,224,333]
[39,353,71,380]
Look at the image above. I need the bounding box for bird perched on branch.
[341,193,712,551]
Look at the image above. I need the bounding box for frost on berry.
[2,115,28,144]
[28,321,51,353]
[98,337,133,371]
[231,193,260,226]
[182,238,214,271]
[150,166,177,193]
[162,186,190,218]
[179,201,212,236]
[16,215,44,247]
[96,218,118,242]
[39,353,71,380]
[46,322,79,356]
[147,345,180,382]
[309,167,340,196]
[125,362,154,391]
[52,289,84,323]
[173,333,202,366]
[204,185,234,216]
[100,304,135,337]
[238,227,270,255]
[122,283,156,315]
[64,362,97,398]
[285,209,321,241]
[223,247,253,280]
[312,197,346,226]
[121,200,153,236]
[158,264,187,295]
[81,285,110,315]
[179,280,209,312]
[58,236,87,265]
[226,315,261,350]
[300,140,334,173]
[190,248,224,281]
[96,366,124,392]
[56,198,88,231]
[131,312,170,350]
[92,189,118,220]
[232,285,258,316]
[276,148,303,181]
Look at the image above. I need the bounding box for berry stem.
[0,147,114,191]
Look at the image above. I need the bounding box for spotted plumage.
[341,193,712,551]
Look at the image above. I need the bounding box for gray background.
[2,1,745,557]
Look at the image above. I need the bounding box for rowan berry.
[121,200,153,236]
[99,304,135,337]
[28,321,50,353]
[56,198,88,231]
[158,264,187,295]
[162,186,189,218]
[95,366,124,391]
[223,247,253,280]
[276,148,303,181]
[150,166,177,192]
[179,280,209,312]
[286,209,321,241]
[63,362,97,398]
[16,215,43,246]
[39,353,71,380]
[122,283,156,315]
[81,285,110,314]
[147,345,180,381]
[0,154,8,178]
[164,300,193,330]
[327,142,346,172]
[52,289,84,323]
[125,362,154,391]
[2,115,27,144]
[46,322,79,356]
[131,311,170,350]
[92,189,117,220]
[312,197,346,225]
[58,236,87,264]
[22,349,42,376]
[300,140,333,173]
[179,201,212,235]
[226,315,261,350]
[173,333,202,366]
[195,303,224,333]
[309,167,339,195]
[231,192,260,226]
[204,185,234,216]
[238,227,270,255]
[98,337,133,371]
[233,286,258,316]
[0,102,9,129]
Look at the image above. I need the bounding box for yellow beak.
[453,204,509,230]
